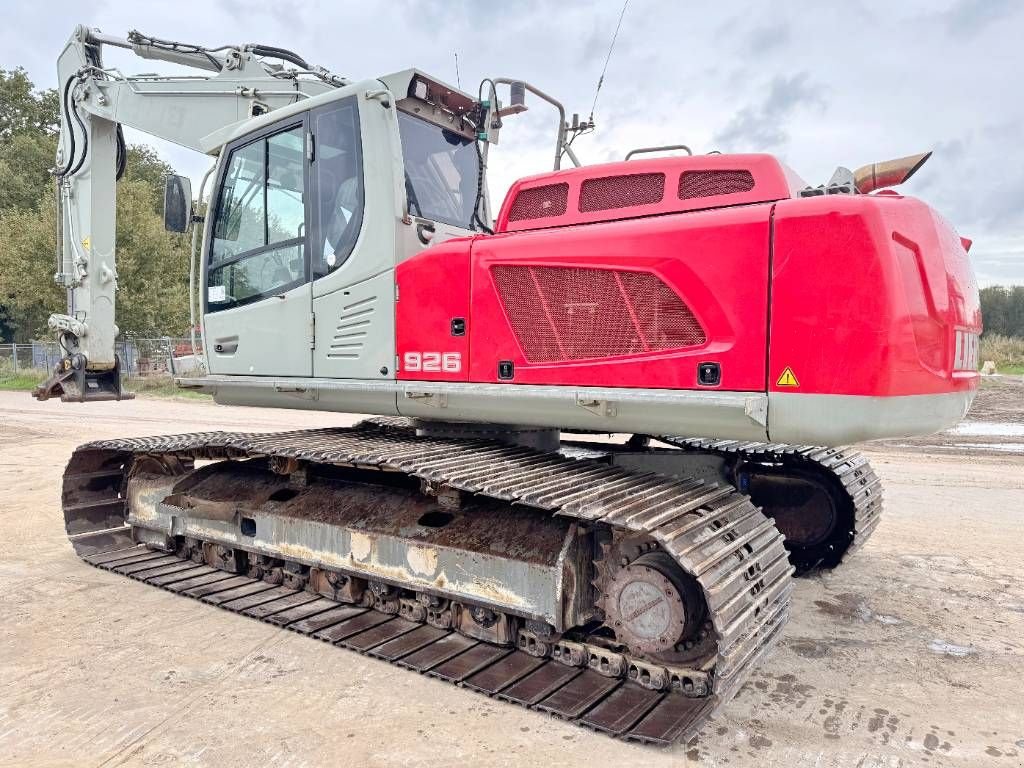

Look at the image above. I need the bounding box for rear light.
[953,329,979,371]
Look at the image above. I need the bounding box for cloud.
[746,23,790,55]
[714,73,826,151]
[969,234,1024,287]
[2,0,1020,283]
[942,0,1019,37]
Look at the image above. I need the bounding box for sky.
[4,0,1022,285]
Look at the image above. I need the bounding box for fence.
[0,337,205,379]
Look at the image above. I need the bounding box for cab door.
[310,95,399,380]
[203,117,312,376]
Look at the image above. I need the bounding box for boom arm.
[35,25,342,401]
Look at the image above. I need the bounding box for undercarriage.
[62,422,881,744]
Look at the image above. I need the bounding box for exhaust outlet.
[854,151,932,194]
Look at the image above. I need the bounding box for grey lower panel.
[177,375,974,446]
[200,377,401,417]
[767,390,975,445]
[176,376,770,442]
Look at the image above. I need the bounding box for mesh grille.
[491,265,706,363]
[579,172,665,213]
[507,182,569,222]
[616,270,708,350]
[678,170,755,200]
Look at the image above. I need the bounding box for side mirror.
[163,174,193,233]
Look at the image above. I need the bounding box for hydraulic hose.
[55,77,77,178]
[65,79,89,178]
[249,44,310,70]
[115,124,127,181]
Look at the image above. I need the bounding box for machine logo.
[953,330,979,371]
[403,352,462,373]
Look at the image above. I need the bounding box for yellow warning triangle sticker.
[776,367,800,387]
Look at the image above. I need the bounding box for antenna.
[589,0,629,123]
[454,51,462,89]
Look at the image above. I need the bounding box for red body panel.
[396,240,472,381]
[467,207,771,389]
[395,154,980,411]
[496,153,797,234]
[769,193,981,397]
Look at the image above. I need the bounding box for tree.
[0,68,58,139]
[0,68,192,343]
[0,132,57,213]
[0,189,64,341]
[0,180,192,342]
[980,286,1024,338]
[0,69,61,341]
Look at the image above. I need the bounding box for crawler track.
[360,418,884,571]
[663,438,883,571]
[62,426,793,745]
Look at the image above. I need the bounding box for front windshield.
[397,111,479,230]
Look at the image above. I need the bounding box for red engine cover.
[395,153,980,415]
[496,153,799,234]
[769,192,981,397]
[467,205,772,389]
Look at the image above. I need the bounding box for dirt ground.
[2,390,1023,767]
[873,376,1024,455]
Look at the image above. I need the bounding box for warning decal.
[776,367,800,387]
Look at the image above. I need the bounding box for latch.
[405,391,448,408]
[274,383,317,401]
[576,396,616,418]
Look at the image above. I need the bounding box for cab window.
[208,123,307,311]
[397,111,478,230]
[311,98,363,278]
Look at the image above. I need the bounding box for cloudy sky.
[4,0,1022,284]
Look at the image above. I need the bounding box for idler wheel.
[604,551,705,655]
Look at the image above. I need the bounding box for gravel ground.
[1,391,1022,767]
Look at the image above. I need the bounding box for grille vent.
[491,265,706,363]
[507,183,569,222]
[327,295,375,360]
[678,170,755,200]
[579,172,665,212]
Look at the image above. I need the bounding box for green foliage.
[0,190,64,340]
[980,333,1024,370]
[0,68,191,342]
[112,179,192,337]
[0,131,58,212]
[980,286,1024,338]
[0,68,58,138]
[122,145,176,213]
[0,370,47,391]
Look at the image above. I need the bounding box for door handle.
[416,220,436,245]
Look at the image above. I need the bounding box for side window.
[208,124,306,312]
[267,130,305,244]
[397,111,477,230]
[311,98,363,278]
[211,140,265,259]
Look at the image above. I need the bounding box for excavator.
[35,25,981,744]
